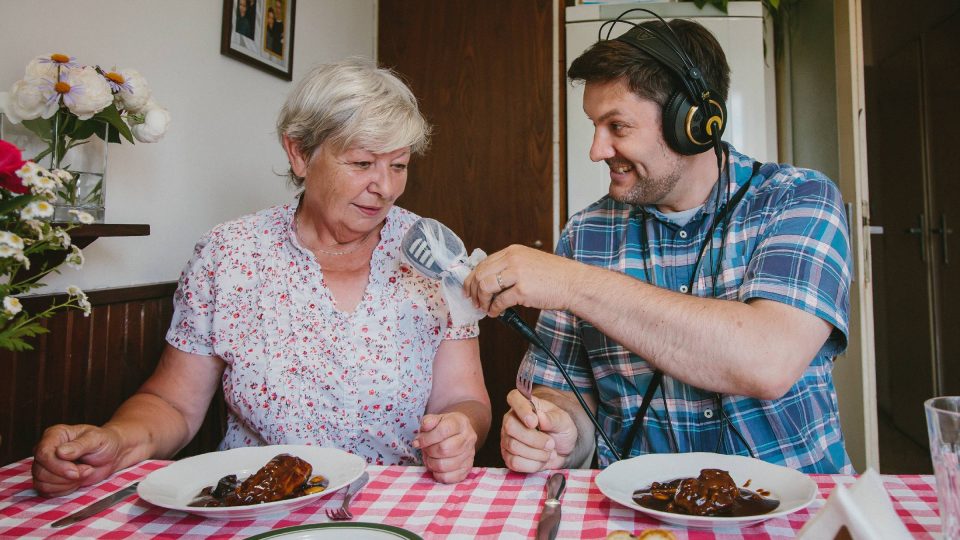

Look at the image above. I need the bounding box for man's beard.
[608,158,682,206]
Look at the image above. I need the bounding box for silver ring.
[496,272,505,291]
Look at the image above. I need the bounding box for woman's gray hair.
[277,57,432,187]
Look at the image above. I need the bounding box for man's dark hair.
[568,19,731,108]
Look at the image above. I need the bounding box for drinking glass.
[925,396,960,540]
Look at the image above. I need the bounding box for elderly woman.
[31,59,492,497]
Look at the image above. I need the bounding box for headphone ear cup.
[663,91,727,156]
[663,90,701,155]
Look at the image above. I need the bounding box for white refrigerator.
[564,1,777,217]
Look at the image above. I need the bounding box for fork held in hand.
[326,471,369,521]
[516,361,538,415]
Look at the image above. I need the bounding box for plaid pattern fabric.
[525,145,853,473]
[0,458,942,539]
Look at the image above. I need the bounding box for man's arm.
[465,247,832,400]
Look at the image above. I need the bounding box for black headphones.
[599,9,726,156]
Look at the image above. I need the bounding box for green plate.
[245,522,423,540]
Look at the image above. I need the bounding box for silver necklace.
[295,211,376,256]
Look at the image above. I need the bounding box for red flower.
[0,140,28,194]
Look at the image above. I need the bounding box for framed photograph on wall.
[221,0,296,80]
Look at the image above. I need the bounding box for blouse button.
[679,230,688,239]
[679,285,689,294]
[704,409,714,419]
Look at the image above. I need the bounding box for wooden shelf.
[57,223,151,249]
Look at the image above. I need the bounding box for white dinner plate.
[244,523,422,539]
[595,452,818,529]
[138,445,366,519]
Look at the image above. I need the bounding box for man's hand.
[414,412,478,484]
[464,245,584,317]
[32,424,124,497]
[500,389,580,473]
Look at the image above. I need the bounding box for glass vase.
[0,113,107,223]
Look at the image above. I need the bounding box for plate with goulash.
[595,452,817,529]
[138,445,366,519]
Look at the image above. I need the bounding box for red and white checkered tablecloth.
[0,458,942,539]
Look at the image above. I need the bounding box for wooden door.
[378,0,554,467]
[923,9,960,397]
[866,41,935,449]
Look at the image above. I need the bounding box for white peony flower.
[20,200,54,219]
[1,78,58,123]
[65,66,113,120]
[25,57,59,80]
[0,231,25,250]
[3,297,23,316]
[116,69,151,113]
[131,101,170,143]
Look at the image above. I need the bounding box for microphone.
[401,218,622,461]
[401,218,546,347]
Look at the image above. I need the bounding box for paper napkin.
[797,468,912,539]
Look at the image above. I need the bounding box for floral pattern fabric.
[166,203,478,465]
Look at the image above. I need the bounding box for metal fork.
[325,471,369,521]
[516,361,538,415]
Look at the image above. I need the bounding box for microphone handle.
[497,308,622,462]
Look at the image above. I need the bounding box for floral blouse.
[166,203,479,465]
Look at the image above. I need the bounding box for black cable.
[659,382,680,453]
[499,310,622,462]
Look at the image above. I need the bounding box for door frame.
[833,0,879,470]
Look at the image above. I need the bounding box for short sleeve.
[165,233,218,356]
[443,317,479,340]
[739,172,852,356]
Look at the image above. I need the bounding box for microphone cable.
[499,309,622,461]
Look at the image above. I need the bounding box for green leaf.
[69,118,105,141]
[0,319,50,352]
[93,105,135,144]
[21,118,52,141]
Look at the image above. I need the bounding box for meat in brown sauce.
[633,468,779,517]
[189,453,328,507]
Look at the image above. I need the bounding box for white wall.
[0,0,376,293]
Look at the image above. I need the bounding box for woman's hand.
[500,389,580,473]
[32,424,124,497]
[414,412,477,483]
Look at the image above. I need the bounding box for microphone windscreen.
[400,218,468,280]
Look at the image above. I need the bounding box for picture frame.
[221,0,296,80]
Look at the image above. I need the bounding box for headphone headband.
[596,8,726,156]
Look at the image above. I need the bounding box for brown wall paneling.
[379,0,555,467]
[0,283,226,466]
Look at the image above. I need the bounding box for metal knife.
[51,481,139,528]
[536,472,566,540]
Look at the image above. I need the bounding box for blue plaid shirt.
[525,145,853,473]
